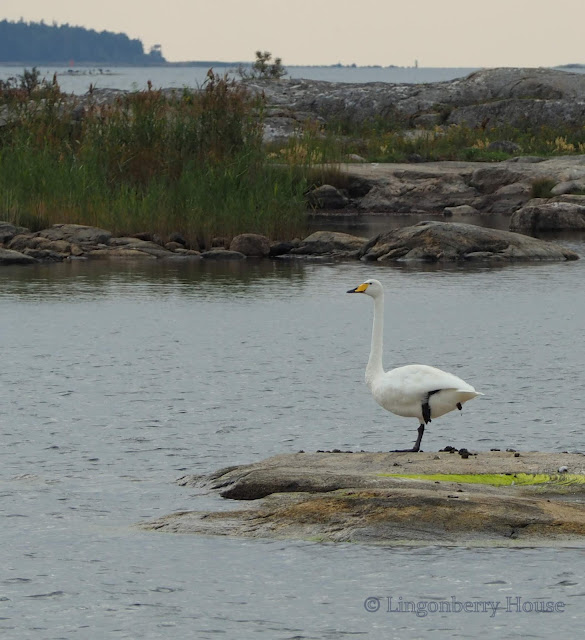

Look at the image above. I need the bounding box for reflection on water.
[0,241,584,639]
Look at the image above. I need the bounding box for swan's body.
[348,278,482,451]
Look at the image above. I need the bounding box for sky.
[3,0,585,68]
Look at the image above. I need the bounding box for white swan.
[347,278,482,452]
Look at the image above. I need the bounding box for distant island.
[0,19,165,65]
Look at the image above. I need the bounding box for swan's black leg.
[412,423,425,452]
[391,424,425,453]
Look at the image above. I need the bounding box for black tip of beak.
[347,288,357,293]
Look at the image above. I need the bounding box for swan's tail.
[430,388,483,419]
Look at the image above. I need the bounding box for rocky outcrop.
[510,198,585,233]
[0,222,28,245]
[0,219,579,266]
[139,451,585,546]
[37,223,112,246]
[333,156,585,215]
[245,68,585,132]
[358,221,579,262]
[0,223,202,264]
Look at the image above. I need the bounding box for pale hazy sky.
[3,0,585,67]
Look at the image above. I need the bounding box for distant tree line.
[0,19,166,64]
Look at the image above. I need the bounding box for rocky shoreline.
[319,157,585,222]
[0,219,579,266]
[139,450,585,546]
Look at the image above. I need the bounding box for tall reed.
[0,71,308,244]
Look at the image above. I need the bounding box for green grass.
[4,69,585,245]
[378,473,585,486]
[0,72,309,246]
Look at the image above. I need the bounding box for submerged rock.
[358,221,579,262]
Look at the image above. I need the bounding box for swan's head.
[347,278,383,298]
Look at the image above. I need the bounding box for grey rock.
[0,222,29,245]
[307,184,349,209]
[37,224,112,245]
[164,241,184,252]
[7,234,82,257]
[291,231,366,255]
[106,237,174,258]
[23,248,67,262]
[245,68,585,131]
[510,201,585,232]
[358,220,579,262]
[469,166,526,193]
[229,233,271,257]
[269,240,299,257]
[0,247,38,265]
[550,179,585,195]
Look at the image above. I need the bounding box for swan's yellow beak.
[347,283,369,293]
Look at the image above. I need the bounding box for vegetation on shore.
[3,66,585,245]
[0,69,308,245]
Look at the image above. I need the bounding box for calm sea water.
[1,63,584,93]
[1,235,585,638]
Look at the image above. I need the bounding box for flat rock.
[140,451,585,546]
[337,156,585,214]
[37,224,112,245]
[291,231,367,256]
[358,221,579,262]
[0,247,38,265]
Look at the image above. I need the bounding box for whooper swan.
[347,278,482,452]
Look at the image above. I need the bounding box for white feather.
[348,278,482,450]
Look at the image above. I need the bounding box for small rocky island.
[140,450,585,546]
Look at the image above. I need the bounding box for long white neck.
[365,293,385,388]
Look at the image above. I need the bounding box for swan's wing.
[373,364,481,419]
[383,364,477,395]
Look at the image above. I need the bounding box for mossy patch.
[378,473,585,486]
